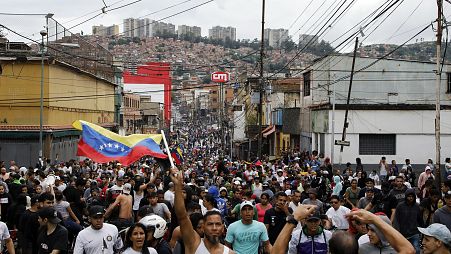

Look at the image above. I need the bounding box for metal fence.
[45,17,115,83]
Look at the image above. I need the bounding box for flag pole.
[161,130,175,168]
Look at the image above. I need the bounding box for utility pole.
[339,37,359,164]
[435,0,443,187]
[257,0,266,160]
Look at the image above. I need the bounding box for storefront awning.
[263,125,275,138]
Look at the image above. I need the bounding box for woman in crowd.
[256,192,272,223]
[344,179,360,209]
[122,223,157,254]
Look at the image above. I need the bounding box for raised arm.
[170,167,200,253]
[271,205,317,254]
[347,209,415,254]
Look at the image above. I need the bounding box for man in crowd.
[74,205,123,254]
[225,201,271,254]
[37,207,68,254]
[264,191,292,245]
[326,195,351,230]
[418,223,451,254]
[433,190,451,231]
[104,182,133,230]
[171,168,234,254]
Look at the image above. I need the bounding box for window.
[359,134,396,155]
[447,73,451,93]
[303,71,311,97]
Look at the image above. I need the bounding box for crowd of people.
[0,128,450,254]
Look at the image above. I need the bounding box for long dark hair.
[123,223,151,254]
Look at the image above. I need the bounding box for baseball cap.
[418,224,451,246]
[234,180,240,185]
[88,205,105,217]
[306,210,322,221]
[240,200,254,211]
[219,187,228,193]
[117,176,124,181]
[38,207,61,224]
[122,183,131,194]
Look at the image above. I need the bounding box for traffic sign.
[335,140,350,146]
[211,71,230,83]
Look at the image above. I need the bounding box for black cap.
[38,207,61,224]
[88,205,105,217]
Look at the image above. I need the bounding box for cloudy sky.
[1,0,450,51]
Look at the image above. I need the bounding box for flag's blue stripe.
[81,124,132,157]
[134,138,164,154]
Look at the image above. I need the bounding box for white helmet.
[139,215,167,239]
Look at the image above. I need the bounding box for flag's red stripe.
[171,152,181,165]
[77,139,167,166]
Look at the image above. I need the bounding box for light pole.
[39,29,47,158]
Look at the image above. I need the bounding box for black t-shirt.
[371,192,397,218]
[263,207,293,245]
[37,224,68,254]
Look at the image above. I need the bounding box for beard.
[205,234,220,244]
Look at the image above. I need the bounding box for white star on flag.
[108,143,113,148]
[99,145,104,151]
[121,147,125,152]
[114,144,119,149]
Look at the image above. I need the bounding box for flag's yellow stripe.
[73,120,163,147]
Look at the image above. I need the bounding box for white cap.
[122,183,131,194]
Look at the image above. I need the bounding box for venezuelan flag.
[73,120,167,166]
[170,146,184,165]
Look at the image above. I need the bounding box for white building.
[300,55,451,165]
[264,28,289,48]
[209,26,236,41]
[178,25,202,38]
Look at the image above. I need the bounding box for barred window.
[359,134,396,155]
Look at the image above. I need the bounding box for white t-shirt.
[326,206,351,230]
[163,190,175,207]
[0,221,10,252]
[73,223,123,254]
[122,247,158,254]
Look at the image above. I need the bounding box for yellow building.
[0,55,116,166]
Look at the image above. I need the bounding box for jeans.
[407,234,420,254]
[63,219,83,235]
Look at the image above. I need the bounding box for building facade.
[301,55,451,165]
[0,54,116,166]
[208,26,236,41]
[264,28,289,48]
[177,25,202,39]
[92,24,119,37]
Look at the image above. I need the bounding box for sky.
[0,0,450,51]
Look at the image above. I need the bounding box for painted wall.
[0,61,115,126]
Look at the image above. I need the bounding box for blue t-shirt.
[225,220,269,254]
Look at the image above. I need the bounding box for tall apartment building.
[123,18,138,38]
[137,18,152,38]
[208,26,236,41]
[153,21,176,36]
[177,25,202,38]
[299,34,318,47]
[264,28,289,48]
[92,24,119,37]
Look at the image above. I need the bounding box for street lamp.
[39,29,47,158]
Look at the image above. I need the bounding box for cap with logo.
[88,205,105,217]
[38,207,61,224]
